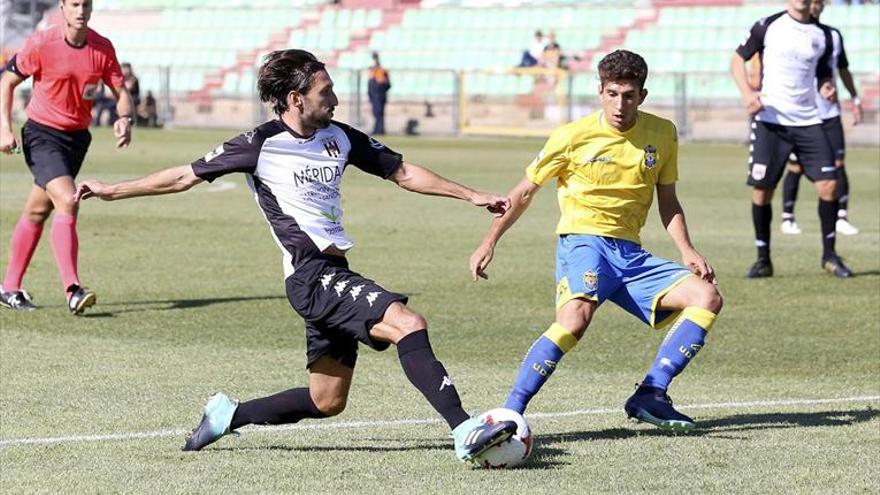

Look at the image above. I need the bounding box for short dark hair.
[258,49,326,116]
[597,50,648,89]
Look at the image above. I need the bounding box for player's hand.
[0,127,19,154]
[471,192,510,217]
[852,99,863,126]
[74,180,114,202]
[819,81,837,103]
[743,91,763,115]
[469,243,495,281]
[682,249,716,284]
[113,117,132,148]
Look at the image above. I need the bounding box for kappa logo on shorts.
[320,272,336,290]
[368,137,385,150]
[366,291,382,307]
[334,280,350,297]
[751,163,767,181]
[349,284,364,301]
[583,270,598,292]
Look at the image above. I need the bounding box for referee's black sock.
[818,198,838,260]
[230,387,326,430]
[782,170,802,217]
[397,330,470,430]
[752,203,772,260]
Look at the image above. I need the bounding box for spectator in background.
[368,52,390,135]
[122,62,140,115]
[543,32,563,69]
[139,90,159,127]
[518,30,546,67]
[92,82,117,125]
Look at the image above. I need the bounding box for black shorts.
[747,119,835,188]
[22,120,91,188]
[285,254,408,369]
[790,117,845,165]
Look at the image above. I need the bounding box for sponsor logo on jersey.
[751,163,767,180]
[583,270,598,292]
[322,138,341,157]
[644,145,657,169]
[320,206,341,223]
[204,144,225,162]
[581,155,613,165]
[292,164,343,187]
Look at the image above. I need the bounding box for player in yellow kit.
[470,50,723,430]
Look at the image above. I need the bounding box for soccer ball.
[473,408,533,468]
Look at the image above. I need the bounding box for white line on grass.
[1,395,877,448]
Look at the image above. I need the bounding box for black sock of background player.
[782,170,802,217]
[836,168,850,213]
[818,198,838,260]
[752,203,772,260]
[397,330,470,429]
[230,387,326,430]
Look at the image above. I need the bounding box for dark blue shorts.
[21,120,91,188]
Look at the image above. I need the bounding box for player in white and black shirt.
[779,0,864,237]
[731,0,853,278]
[75,50,516,463]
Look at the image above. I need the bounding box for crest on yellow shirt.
[644,145,657,169]
[583,270,598,292]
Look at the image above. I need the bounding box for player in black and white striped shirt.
[779,0,864,237]
[75,50,516,463]
[731,0,853,278]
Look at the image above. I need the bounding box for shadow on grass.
[79,295,288,317]
[538,407,880,443]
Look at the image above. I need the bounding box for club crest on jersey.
[368,137,385,150]
[583,270,598,292]
[644,145,657,169]
[243,129,257,144]
[322,138,341,157]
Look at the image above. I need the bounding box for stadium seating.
[73,2,877,104]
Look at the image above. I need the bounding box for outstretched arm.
[389,161,510,216]
[75,164,203,202]
[470,176,540,281]
[657,183,715,283]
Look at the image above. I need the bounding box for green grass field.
[1,128,878,494]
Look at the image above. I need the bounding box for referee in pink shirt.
[0,0,133,314]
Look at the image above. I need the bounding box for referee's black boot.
[67,284,96,315]
[822,254,854,278]
[746,258,773,278]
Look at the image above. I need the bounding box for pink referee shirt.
[12,25,124,131]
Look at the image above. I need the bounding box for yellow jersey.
[526,110,678,244]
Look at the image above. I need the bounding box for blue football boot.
[624,385,695,432]
[182,392,239,451]
[451,416,518,462]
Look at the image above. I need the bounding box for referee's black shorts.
[747,119,836,188]
[22,120,91,188]
[286,254,408,369]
